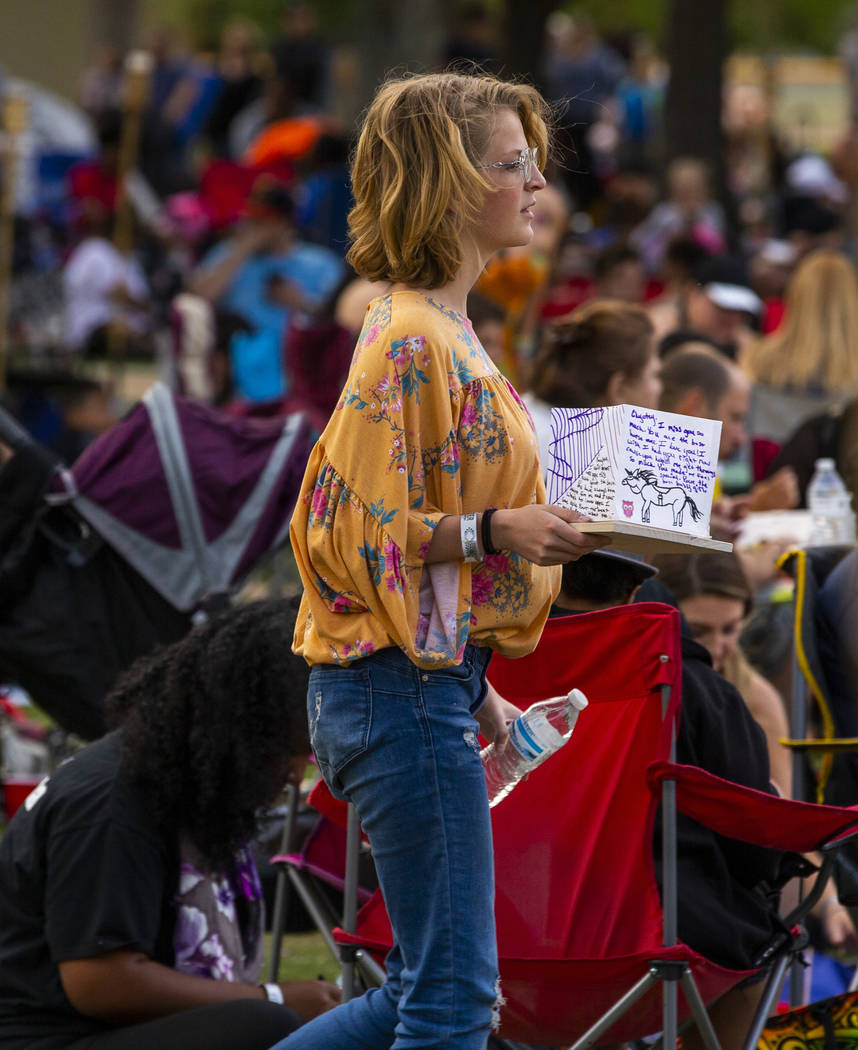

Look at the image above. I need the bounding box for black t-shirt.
[668,633,784,969]
[0,731,177,1042]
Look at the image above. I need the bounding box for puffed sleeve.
[290,317,472,666]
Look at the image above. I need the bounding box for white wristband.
[262,982,285,1004]
[460,513,480,562]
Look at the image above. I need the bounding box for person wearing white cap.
[679,256,763,359]
[785,154,849,208]
[648,255,762,359]
[696,256,764,316]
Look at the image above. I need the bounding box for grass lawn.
[266,930,342,984]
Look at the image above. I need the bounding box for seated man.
[550,549,788,1050]
[0,598,339,1050]
[188,178,343,403]
[658,341,798,561]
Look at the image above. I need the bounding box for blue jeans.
[273,644,498,1050]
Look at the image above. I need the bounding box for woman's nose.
[527,166,547,190]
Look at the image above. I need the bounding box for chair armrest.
[647,761,858,853]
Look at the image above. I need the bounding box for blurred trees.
[571,0,857,54]
[138,0,855,201]
[167,0,858,77]
[663,0,735,234]
[664,0,726,183]
[93,0,141,52]
[500,0,557,86]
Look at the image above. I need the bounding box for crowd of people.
[6,5,858,469]
[1,4,858,1049]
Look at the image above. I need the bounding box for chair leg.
[679,971,722,1050]
[285,866,344,964]
[568,970,660,1050]
[354,947,385,988]
[741,952,791,1050]
[266,782,299,982]
[663,977,678,1050]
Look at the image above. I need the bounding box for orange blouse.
[290,291,560,667]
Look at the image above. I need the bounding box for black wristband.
[481,508,500,555]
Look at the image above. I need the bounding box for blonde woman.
[745,251,858,445]
[283,73,606,1050]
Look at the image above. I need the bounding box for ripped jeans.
[273,644,498,1050]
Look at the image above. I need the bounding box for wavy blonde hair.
[745,251,858,392]
[346,72,551,288]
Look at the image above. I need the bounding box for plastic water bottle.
[807,458,856,546]
[482,689,588,807]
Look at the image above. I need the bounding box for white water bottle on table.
[481,689,588,807]
[807,458,856,546]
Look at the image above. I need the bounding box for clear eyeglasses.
[475,146,540,184]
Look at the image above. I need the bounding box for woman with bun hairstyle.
[283,72,607,1050]
[523,299,662,469]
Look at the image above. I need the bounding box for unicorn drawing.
[621,469,702,527]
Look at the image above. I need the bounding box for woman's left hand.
[475,681,521,754]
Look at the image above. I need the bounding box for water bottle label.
[509,713,563,761]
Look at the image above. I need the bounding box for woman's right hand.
[492,505,611,566]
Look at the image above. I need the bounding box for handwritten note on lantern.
[547,405,721,538]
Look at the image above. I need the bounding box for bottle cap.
[815,458,836,470]
[567,688,588,711]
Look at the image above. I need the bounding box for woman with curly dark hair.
[0,598,339,1050]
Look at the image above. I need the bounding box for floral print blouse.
[291,291,560,668]
[173,842,264,984]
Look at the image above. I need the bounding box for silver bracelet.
[460,512,481,562]
[261,982,285,1004]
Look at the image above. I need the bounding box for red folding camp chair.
[319,602,858,1050]
[266,781,383,990]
